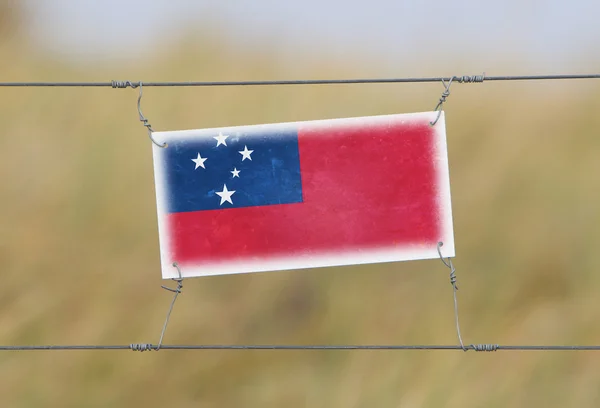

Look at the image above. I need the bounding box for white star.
[239,145,254,161]
[215,184,235,205]
[213,132,228,147]
[231,168,240,178]
[191,153,207,169]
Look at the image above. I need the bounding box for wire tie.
[429,73,485,126]
[135,82,167,148]
[155,262,184,351]
[437,242,467,351]
[430,77,453,126]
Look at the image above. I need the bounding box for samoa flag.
[151,111,455,279]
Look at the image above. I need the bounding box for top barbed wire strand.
[1,73,600,87]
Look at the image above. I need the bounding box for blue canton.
[163,126,303,213]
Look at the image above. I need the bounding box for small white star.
[215,184,235,205]
[231,168,240,178]
[239,145,254,161]
[191,153,207,169]
[213,132,229,147]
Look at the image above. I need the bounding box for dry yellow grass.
[2,7,600,407]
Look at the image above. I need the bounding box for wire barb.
[155,262,184,351]
[130,343,154,352]
[437,242,466,351]
[454,73,486,83]
[470,344,499,352]
[111,80,139,89]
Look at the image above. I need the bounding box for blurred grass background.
[2,2,600,407]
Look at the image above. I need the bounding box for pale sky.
[21,0,600,72]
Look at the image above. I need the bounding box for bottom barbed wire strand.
[130,344,155,352]
[1,344,599,351]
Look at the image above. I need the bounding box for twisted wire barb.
[112,80,138,89]
[454,74,486,83]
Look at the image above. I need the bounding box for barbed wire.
[0,73,598,87]
[2,72,599,354]
[1,344,600,352]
